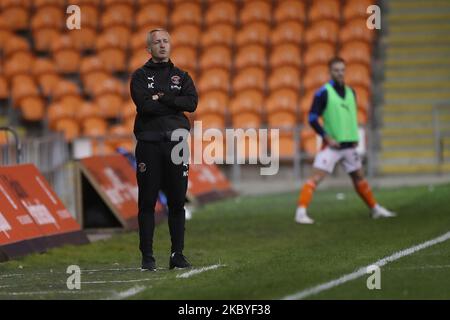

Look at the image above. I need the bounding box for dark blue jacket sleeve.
[308,88,327,137]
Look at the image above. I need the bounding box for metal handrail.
[0,126,22,164]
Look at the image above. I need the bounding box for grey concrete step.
[381,137,435,150]
[387,12,450,24]
[385,68,450,79]
[383,81,450,91]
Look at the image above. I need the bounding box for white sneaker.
[371,204,397,219]
[295,207,314,224]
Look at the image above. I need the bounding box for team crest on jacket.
[171,75,181,85]
[138,162,147,173]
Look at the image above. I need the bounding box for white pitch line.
[281,231,450,300]
[0,289,112,296]
[176,264,226,279]
[0,274,24,278]
[108,285,147,300]
[82,277,165,284]
[386,264,450,271]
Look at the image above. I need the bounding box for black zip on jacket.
[130,59,198,141]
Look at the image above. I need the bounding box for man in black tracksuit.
[130,29,198,271]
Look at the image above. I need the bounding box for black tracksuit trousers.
[135,139,189,258]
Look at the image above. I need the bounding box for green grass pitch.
[1,183,449,299]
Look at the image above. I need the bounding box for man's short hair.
[328,57,346,69]
[147,28,170,45]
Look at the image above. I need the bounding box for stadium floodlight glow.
[170,121,280,176]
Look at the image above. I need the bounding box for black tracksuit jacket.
[130,59,198,140]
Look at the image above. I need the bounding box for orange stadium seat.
[54,118,80,141]
[266,88,299,116]
[80,56,110,93]
[69,28,97,51]
[108,124,134,152]
[128,50,151,73]
[91,140,116,156]
[103,27,132,51]
[303,65,329,92]
[130,30,149,52]
[47,101,76,129]
[199,46,232,71]
[20,97,46,121]
[32,58,60,97]
[204,1,237,27]
[101,1,134,29]
[201,24,235,48]
[0,0,30,30]
[232,67,266,93]
[269,44,302,69]
[195,113,226,130]
[136,0,166,7]
[229,90,264,129]
[52,80,80,102]
[266,89,299,128]
[340,18,375,44]
[75,101,102,123]
[353,85,371,113]
[198,68,230,94]
[236,22,270,47]
[10,75,38,106]
[171,46,197,74]
[0,76,9,99]
[11,75,45,121]
[301,128,320,157]
[272,131,299,159]
[268,67,301,92]
[195,91,229,129]
[51,35,81,74]
[96,33,127,72]
[300,89,317,120]
[34,0,65,9]
[339,41,372,67]
[346,63,371,88]
[270,21,304,46]
[0,17,13,52]
[81,117,108,137]
[171,25,201,48]
[274,0,306,24]
[4,56,32,80]
[309,0,341,23]
[196,90,228,118]
[91,78,125,118]
[121,99,137,121]
[235,44,267,70]
[78,4,99,29]
[343,0,374,21]
[267,111,297,130]
[71,0,101,6]
[136,3,168,30]
[124,117,136,135]
[305,20,339,45]
[3,36,30,59]
[303,42,335,67]
[31,7,63,51]
[170,2,202,27]
[171,0,201,5]
[240,0,272,25]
